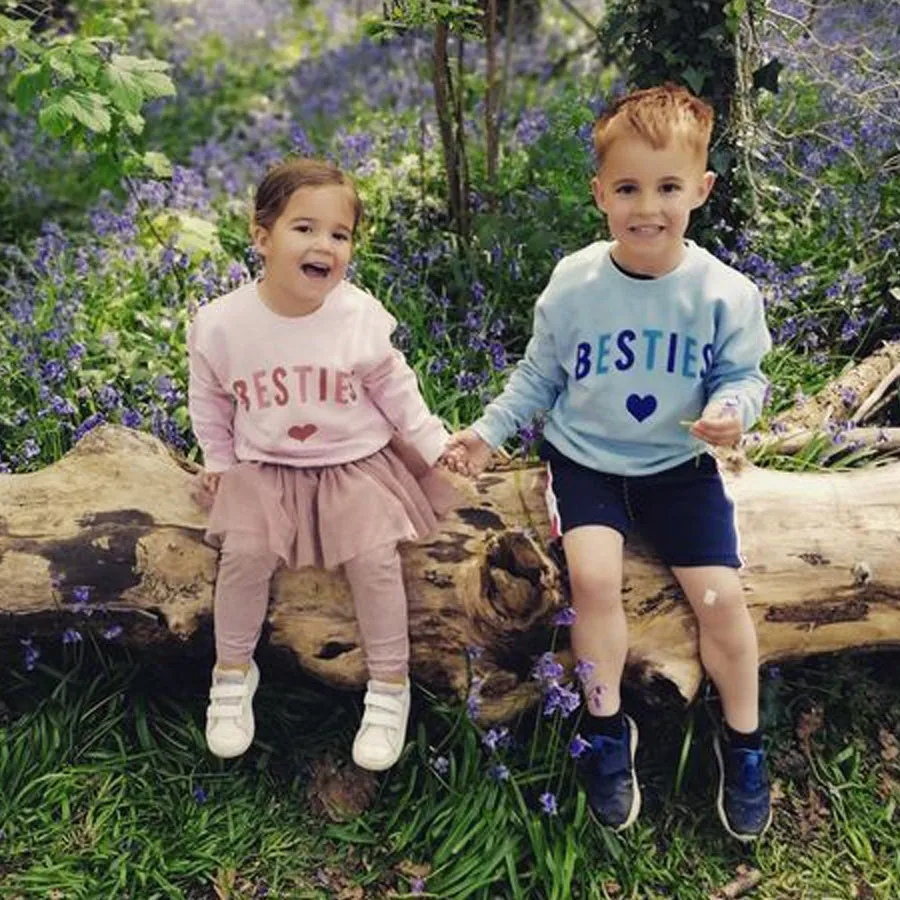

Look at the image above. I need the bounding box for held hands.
[686,399,743,448]
[439,429,494,477]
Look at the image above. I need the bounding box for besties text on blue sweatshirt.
[472,240,772,476]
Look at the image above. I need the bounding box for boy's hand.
[689,400,742,447]
[442,429,494,476]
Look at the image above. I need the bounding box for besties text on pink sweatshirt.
[188,281,449,472]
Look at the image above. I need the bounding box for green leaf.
[681,66,707,96]
[38,100,71,138]
[10,63,46,112]
[123,111,145,134]
[133,69,176,100]
[103,60,144,113]
[63,90,112,133]
[111,53,171,73]
[47,50,75,80]
[143,151,173,178]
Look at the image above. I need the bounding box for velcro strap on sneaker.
[361,691,405,728]
[210,683,248,701]
[206,702,243,721]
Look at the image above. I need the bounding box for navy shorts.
[540,440,741,568]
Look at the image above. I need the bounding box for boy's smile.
[592,135,715,277]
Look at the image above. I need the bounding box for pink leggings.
[214,541,409,680]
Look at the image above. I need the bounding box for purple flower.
[120,409,142,428]
[569,734,591,759]
[488,763,510,782]
[102,624,124,641]
[72,585,92,604]
[22,439,40,460]
[551,606,576,626]
[465,646,484,661]
[482,727,510,752]
[539,792,557,816]
[192,786,207,804]
[20,638,40,672]
[543,682,581,718]
[410,876,426,895]
[466,693,481,721]
[532,652,564,684]
[430,755,450,776]
[62,628,82,645]
[574,659,595,684]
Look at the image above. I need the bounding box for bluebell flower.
[539,792,557,815]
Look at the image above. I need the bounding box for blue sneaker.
[713,733,773,841]
[584,714,641,831]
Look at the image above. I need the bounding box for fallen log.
[1,425,899,723]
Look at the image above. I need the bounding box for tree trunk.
[1,426,899,723]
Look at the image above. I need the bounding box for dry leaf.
[878,727,899,763]
[709,866,762,899]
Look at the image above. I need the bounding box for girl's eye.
[333,233,350,242]
[617,185,636,195]
[661,183,680,193]
[294,225,311,233]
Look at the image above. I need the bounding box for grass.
[1,644,898,899]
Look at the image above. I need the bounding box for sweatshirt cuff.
[471,415,508,450]
[414,425,450,468]
[203,456,236,473]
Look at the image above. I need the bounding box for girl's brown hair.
[593,83,715,170]
[253,158,363,232]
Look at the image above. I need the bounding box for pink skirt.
[197,439,461,570]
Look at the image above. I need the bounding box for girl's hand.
[690,400,742,447]
[441,429,494,476]
[200,471,222,495]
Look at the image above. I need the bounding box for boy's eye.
[616,185,636,195]
[294,225,311,233]
[661,183,681,193]
[333,233,351,242]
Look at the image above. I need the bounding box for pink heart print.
[288,424,318,441]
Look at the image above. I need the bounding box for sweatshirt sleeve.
[361,308,449,468]
[187,319,238,472]
[471,301,567,449]
[705,284,772,431]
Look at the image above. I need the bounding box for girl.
[188,158,458,771]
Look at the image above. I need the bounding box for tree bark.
[1,426,899,723]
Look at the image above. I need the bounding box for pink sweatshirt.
[188,281,449,473]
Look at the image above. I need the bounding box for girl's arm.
[362,349,449,467]
[187,323,238,472]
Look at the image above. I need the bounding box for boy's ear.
[692,170,716,209]
[591,175,608,212]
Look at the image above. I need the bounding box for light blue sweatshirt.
[472,240,772,476]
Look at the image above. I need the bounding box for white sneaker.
[205,661,259,759]
[352,680,410,771]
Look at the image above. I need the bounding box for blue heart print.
[626,393,657,422]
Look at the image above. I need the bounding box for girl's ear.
[250,221,269,257]
[591,175,608,213]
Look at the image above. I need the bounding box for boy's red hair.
[593,83,715,169]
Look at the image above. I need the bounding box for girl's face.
[253,184,356,310]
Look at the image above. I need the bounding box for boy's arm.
[187,322,238,472]
[472,303,566,448]
[704,286,772,430]
[362,349,449,467]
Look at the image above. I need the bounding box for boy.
[446,83,772,841]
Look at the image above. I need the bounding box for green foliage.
[0,7,176,188]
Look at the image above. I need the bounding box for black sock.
[585,709,625,739]
[725,723,762,750]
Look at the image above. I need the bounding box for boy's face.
[591,134,715,277]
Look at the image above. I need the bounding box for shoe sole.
[713,734,773,843]
[206,661,259,759]
[588,714,642,832]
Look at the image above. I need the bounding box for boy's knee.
[568,569,622,609]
